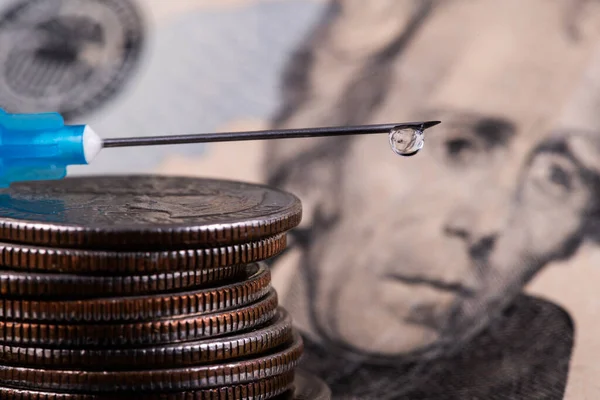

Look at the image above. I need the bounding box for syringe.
[0,108,440,187]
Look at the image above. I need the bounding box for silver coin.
[0,175,301,250]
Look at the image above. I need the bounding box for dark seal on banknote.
[0,175,302,249]
[0,0,144,119]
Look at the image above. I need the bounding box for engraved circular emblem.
[0,0,144,119]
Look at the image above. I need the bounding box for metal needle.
[102,121,441,148]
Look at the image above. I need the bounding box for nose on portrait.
[444,218,497,262]
[443,196,511,262]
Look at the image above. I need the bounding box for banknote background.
[1,0,600,399]
[0,0,325,177]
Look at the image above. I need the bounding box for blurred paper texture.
[0,0,325,176]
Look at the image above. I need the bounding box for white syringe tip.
[83,125,103,164]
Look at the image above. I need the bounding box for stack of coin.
[0,176,330,400]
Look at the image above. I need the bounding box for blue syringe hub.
[0,108,102,187]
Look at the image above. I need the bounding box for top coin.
[0,176,302,250]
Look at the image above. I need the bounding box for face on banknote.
[262,1,600,399]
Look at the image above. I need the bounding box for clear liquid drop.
[388,127,424,156]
